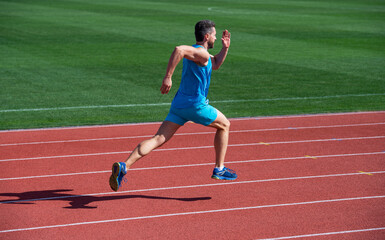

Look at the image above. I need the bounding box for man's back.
[172,44,212,108]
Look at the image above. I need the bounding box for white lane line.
[1,135,384,163]
[1,94,383,113]
[1,195,384,233]
[0,134,153,147]
[0,102,172,113]
[256,227,385,240]
[1,111,384,133]
[0,150,131,162]
[2,122,384,146]
[2,170,385,204]
[1,151,384,181]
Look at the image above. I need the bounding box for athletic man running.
[109,20,237,192]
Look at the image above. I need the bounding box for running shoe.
[109,162,127,191]
[211,167,237,180]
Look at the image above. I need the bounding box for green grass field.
[1,0,384,130]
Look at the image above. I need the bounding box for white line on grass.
[1,170,385,205]
[1,122,384,146]
[1,135,384,162]
[0,151,384,181]
[1,93,384,113]
[1,195,384,233]
[256,227,385,240]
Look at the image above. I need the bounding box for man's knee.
[154,134,167,146]
[213,118,230,131]
[209,110,230,131]
[222,118,230,131]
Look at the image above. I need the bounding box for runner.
[110,20,237,192]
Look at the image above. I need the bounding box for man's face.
[207,27,217,49]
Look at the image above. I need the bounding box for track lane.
[0,137,383,179]
[1,160,384,228]
[1,112,384,144]
[1,177,384,239]
[1,122,384,160]
[1,112,384,239]
[1,122,384,147]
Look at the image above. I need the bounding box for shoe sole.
[211,175,237,180]
[109,162,121,191]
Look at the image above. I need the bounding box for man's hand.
[160,76,172,94]
[222,30,231,48]
[212,30,231,70]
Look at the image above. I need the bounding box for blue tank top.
[171,45,212,108]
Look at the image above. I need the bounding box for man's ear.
[204,33,210,41]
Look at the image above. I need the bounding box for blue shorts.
[165,104,218,126]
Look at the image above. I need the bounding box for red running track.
[0,111,384,239]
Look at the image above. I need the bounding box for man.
[109,20,237,192]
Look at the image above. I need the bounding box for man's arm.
[211,30,231,70]
[160,46,210,94]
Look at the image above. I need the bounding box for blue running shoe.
[211,167,237,180]
[109,162,127,191]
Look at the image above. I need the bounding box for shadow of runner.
[0,189,211,209]
[0,189,74,205]
[65,194,212,209]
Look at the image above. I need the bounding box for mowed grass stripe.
[1,0,384,129]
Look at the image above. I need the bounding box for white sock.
[215,166,224,171]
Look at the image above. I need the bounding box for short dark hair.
[195,20,215,42]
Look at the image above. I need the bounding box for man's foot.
[211,167,237,180]
[109,162,127,191]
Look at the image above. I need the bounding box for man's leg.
[109,120,181,191]
[125,120,182,170]
[208,110,230,169]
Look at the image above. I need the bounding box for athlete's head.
[195,20,216,49]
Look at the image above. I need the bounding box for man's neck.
[196,41,208,50]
